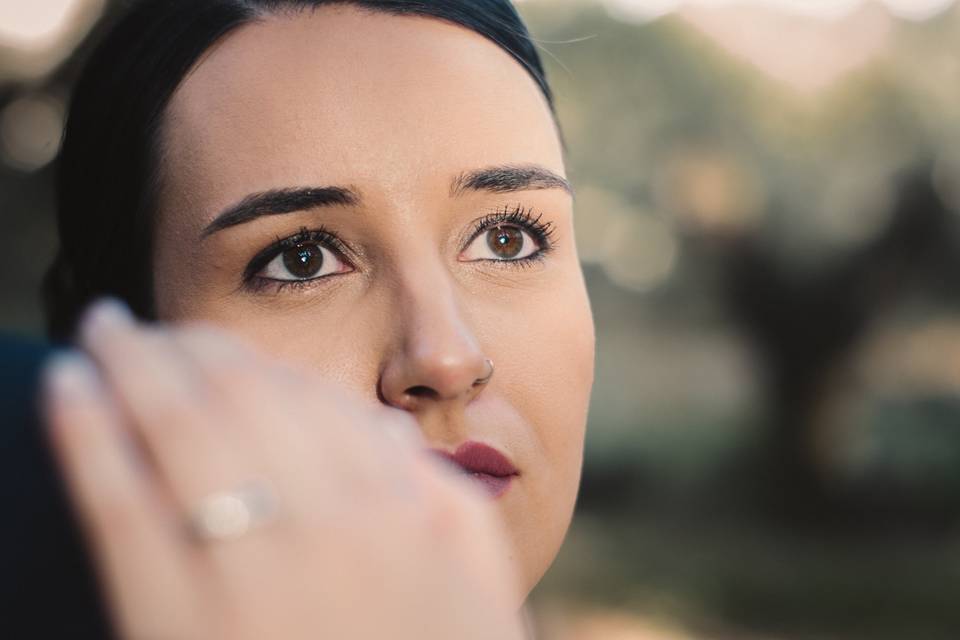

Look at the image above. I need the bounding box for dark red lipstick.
[430,441,518,499]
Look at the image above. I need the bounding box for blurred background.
[3,0,960,638]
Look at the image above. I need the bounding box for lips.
[429,441,519,499]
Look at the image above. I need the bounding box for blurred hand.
[43,300,524,640]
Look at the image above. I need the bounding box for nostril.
[405,385,438,400]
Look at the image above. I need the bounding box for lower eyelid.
[245,271,341,294]
[478,250,552,268]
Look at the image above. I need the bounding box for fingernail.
[45,352,100,406]
[81,298,133,340]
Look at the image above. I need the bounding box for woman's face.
[152,6,594,597]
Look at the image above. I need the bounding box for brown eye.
[486,226,524,259]
[257,241,350,282]
[461,221,542,263]
[282,244,324,278]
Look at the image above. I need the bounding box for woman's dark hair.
[45,0,556,340]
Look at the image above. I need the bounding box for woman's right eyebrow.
[201,186,358,239]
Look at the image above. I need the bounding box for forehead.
[160,5,564,223]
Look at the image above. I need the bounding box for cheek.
[516,317,592,476]
[494,273,594,542]
[509,272,594,463]
[496,298,593,595]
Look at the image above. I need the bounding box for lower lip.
[467,472,515,499]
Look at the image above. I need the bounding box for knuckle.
[139,384,201,422]
[387,409,418,432]
[206,363,261,395]
[417,475,476,532]
[382,420,423,450]
[89,489,145,540]
[179,321,246,351]
[424,496,471,538]
[178,325,248,368]
[132,389,216,446]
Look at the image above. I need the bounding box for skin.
[150,5,595,598]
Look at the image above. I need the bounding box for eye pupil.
[487,226,523,259]
[282,243,323,278]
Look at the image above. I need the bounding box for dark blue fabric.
[0,335,114,638]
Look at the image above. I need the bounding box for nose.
[378,277,492,413]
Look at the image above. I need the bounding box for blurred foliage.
[515,3,960,637]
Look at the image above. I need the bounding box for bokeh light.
[0,93,65,172]
[596,0,956,22]
[601,211,678,293]
[0,0,104,80]
[0,0,86,50]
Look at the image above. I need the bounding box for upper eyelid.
[466,222,539,249]
[243,228,349,281]
[464,207,555,244]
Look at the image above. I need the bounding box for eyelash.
[241,204,557,293]
[465,204,558,267]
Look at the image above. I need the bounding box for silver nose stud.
[473,358,494,386]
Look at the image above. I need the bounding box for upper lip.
[430,441,519,477]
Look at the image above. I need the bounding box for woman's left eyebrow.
[450,164,572,197]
